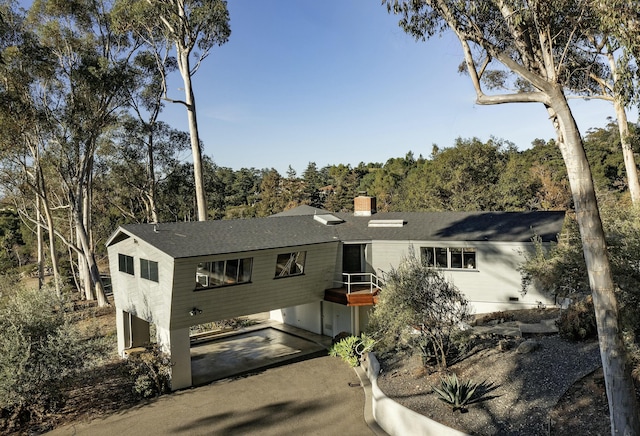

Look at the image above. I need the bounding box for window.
[118,254,134,275]
[421,247,476,270]
[275,251,306,277]
[196,257,253,289]
[140,258,159,282]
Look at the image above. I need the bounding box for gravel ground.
[377,335,601,436]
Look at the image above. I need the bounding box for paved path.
[48,356,374,436]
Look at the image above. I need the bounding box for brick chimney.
[354,196,376,216]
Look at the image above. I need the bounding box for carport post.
[156,326,192,390]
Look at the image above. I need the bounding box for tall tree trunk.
[42,201,61,296]
[605,51,640,204]
[613,100,640,204]
[36,191,44,290]
[147,128,159,223]
[27,139,62,295]
[71,183,109,306]
[547,87,640,436]
[73,206,109,306]
[37,171,62,296]
[178,50,207,222]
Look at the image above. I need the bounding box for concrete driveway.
[48,355,374,435]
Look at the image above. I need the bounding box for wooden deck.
[324,286,379,307]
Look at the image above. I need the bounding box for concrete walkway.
[48,356,374,436]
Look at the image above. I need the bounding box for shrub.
[126,345,172,398]
[329,333,375,367]
[0,287,91,432]
[557,296,597,340]
[368,248,471,369]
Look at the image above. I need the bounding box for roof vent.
[368,219,405,228]
[314,214,344,226]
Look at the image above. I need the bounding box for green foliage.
[329,333,375,367]
[0,209,28,271]
[583,123,638,194]
[602,203,640,339]
[557,296,597,341]
[368,248,471,368]
[432,373,480,412]
[519,217,588,299]
[0,287,94,431]
[126,345,172,398]
[521,203,640,339]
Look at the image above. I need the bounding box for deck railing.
[334,272,384,294]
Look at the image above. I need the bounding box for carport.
[190,319,332,386]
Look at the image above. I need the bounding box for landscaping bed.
[375,309,619,435]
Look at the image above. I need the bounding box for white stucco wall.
[369,240,554,314]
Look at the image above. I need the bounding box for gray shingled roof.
[107,209,565,259]
[110,216,339,259]
[333,211,566,243]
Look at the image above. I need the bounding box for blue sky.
[22,0,632,175]
[162,0,629,175]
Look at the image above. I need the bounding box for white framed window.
[196,257,253,289]
[118,254,134,275]
[421,247,476,270]
[140,258,159,282]
[275,251,306,277]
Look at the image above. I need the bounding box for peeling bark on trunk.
[547,87,640,436]
[74,208,108,306]
[178,49,207,222]
[613,100,640,204]
[71,181,109,306]
[36,193,44,290]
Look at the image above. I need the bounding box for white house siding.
[270,301,323,334]
[107,236,175,330]
[169,242,340,330]
[369,240,554,314]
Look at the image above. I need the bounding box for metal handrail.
[334,272,384,294]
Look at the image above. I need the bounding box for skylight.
[314,214,344,226]
[368,219,405,228]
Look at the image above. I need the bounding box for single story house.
[106,196,566,389]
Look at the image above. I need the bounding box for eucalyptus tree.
[385,1,639,432]
[0,1,62,293]
[97,117,190,224]
[578,7,640,203]
[23,0,138,306]
[114,49,182,224]
[113,0,231,221]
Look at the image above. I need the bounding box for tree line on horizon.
[1,120,637,272]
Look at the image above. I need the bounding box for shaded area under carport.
[191,320,333,386]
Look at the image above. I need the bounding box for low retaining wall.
[361,352,468,436]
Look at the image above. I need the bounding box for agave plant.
[432,373,480,412]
